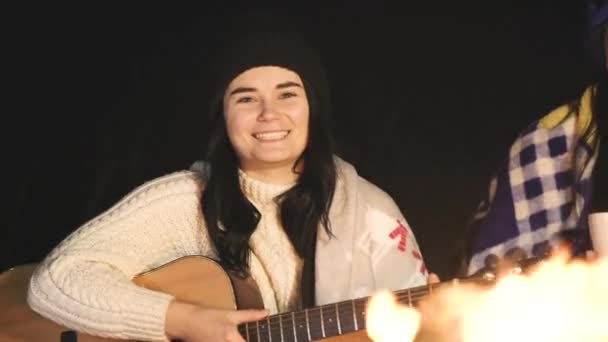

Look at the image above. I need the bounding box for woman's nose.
[258,100,280,121]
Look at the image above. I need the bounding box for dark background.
[3,1,599,279]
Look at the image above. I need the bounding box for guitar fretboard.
[237,282,449,342]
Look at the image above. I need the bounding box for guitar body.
[0,256,371,342]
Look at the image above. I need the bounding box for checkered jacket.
[467,86,599,275]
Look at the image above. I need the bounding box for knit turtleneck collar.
[238,169,296,206]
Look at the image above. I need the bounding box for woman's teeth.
[253,130,289,141]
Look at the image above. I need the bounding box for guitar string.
[239,276,484,330]
[237,271,523,340]
[239,308,364,340]
[238,288,434,338]
[238,278,489,338]
[240,282,440,329]
[239,290,429,333]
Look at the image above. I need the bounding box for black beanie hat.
[206,19,331,125]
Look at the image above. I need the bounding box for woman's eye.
[279,92,297,99]
[236,96,254,103]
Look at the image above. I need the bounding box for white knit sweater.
[28,158,428,341]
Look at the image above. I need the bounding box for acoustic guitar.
[1,255,531,342]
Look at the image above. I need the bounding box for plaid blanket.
[467,86,599,274]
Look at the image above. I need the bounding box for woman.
[27,28,430,341]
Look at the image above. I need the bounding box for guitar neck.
[237,281,461,342]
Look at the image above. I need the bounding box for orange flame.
[366,290,420,342]
[366,253,608,342]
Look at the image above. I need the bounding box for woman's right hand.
[165,300,268,342]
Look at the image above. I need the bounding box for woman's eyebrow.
[228,87,257,96]
[276,81,302,89]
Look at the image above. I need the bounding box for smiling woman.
[223,66,310,183]
[22,17,432,342]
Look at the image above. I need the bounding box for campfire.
[366,252,608,342]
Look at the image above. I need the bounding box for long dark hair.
[201,77,337,308]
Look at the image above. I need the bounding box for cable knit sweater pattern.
[27,158,428,341]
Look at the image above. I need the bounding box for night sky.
[4,1,599,279]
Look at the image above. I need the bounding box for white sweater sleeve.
[27,171,215,341]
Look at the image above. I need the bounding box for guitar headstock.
[468,246,550,285]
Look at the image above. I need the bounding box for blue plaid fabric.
[467,87,598,274]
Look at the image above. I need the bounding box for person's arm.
[368,210,429,290]
[28,172,214,341]
[359,180,429,290]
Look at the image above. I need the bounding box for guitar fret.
[320,307,326,338]
[354,300,367,330]
[305,308,311,341]
[408,289,412,306]
[335,301,355,334]
[291,312,297,342]
[279,314,284,342]
[322,304,340,337]
[352,300,358,331]
[267,316,272,342]
[256,320,261,342]
[293,310,308,342]
[245,322,250,342]
[335,303,342,335]
[269,315,282,342]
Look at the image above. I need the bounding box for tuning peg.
[504,247,527,263]
[484,253,500,271]
[503,247,529,275]
[532,241,552,258]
